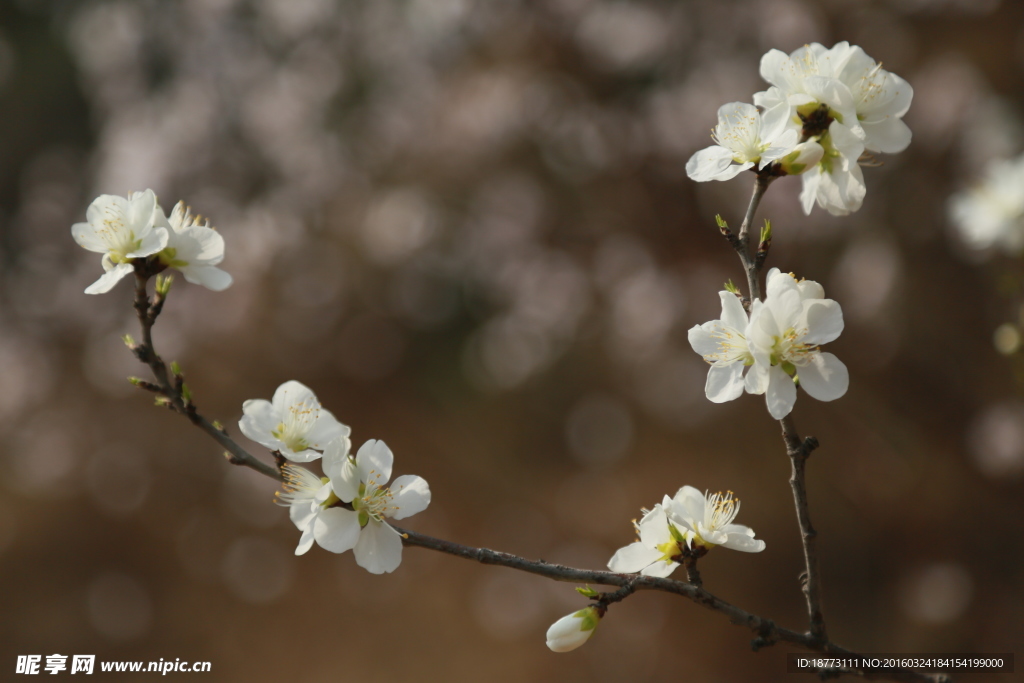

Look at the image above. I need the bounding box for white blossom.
[949,154,1024,255]
[686,102,801,182]
[607,504,689,578]
[754,42,912,216]
[71,189,168,294]
[688,290,755,404]
[665,486,765,553]
[238,380,350,462]
[745,269,848,419]
[322,438,431,574]
[545,606,601,653]
[275,460,361,556]
[797,120,867,216]
[156,202,233,291]
[827,42,913,154]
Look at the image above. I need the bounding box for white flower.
[753,42,912,216]
[665,486,765,553]
[745,269,849,419]
[688,291,755,404]
[156,202,233,291]
[755,44,862,143]
[545,606,601,653]
[607,504,690,578]
[797,120,866,216]
[276,460,362,556]
[949,154,1024,255]
[323,439,431,574]
[827,42,913,154]
[686,102,800,182]
[238,380,350,462]
[71,189,168,294]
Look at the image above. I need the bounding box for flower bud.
[545,606,601,653]
[777,140,824,176]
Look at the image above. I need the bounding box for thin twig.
[726,174,829,643]
[732,171,773,302]
[395,527,948,683]
[125,263,943,683]
[781,414,826,642]
[130,272,280,481]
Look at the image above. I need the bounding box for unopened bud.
[777,141,824,176]
[545,606,601,653]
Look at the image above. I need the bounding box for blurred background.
[0,0,1021,681]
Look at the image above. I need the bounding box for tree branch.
[130,271,281,481]
[124,262,942,683]
[395,527,948,683]
[725,174,830,643]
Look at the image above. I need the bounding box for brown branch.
[120,256,939,683]
[726,175,830,644]
[728,171,774,303]
[130,271,281,481]
[781,414,826,642]
[395,527,948,683]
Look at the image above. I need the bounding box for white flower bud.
[545,606,601,653]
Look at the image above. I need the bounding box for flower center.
[352,470,396,526]
[271,400,321,452]
[691,491,740,549]
[770,328,818,367]
[274,464,325,507]
[706,326,753,365]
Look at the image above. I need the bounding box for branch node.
[224,451,245,465]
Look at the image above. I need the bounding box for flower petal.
[180,265,233,291]
[304,408,350,450]
[84,262,134,294]
[314,507,361,553]
[765,365,797,419]
[798,352,848,402]
[801,299,844,345]
[295,521,316,556]
[686,146,747,182]
[353,520,404,574]
[705,363,745,403]
[670,485,706,525]
[271,380,317,414]
[238,399,281,448]
[608,542,664,574]
[721,532,766,553]
[389,475,431,520]
[719,290,748,331]
[639,560,679,578]
[356,439,394,485]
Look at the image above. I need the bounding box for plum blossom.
[665,486,765,553]
[754,42,912,216]
[322,438,431,574]
[607,504,690,577]
[688,290,755,405]
[156,201,233,290]
[546,606,601,653]
[745,269,849,419]
[71,189,168,294]
[275,460,361,556]
[239,381,350,462]
[686,102,804,182]
[949,154,1024,255]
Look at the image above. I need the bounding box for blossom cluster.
[608,485,765,578]
[687,42,913,216]
[72,189,231,294]
[546,484,764,653]
[688,269,848,419]
[240,381,431,574]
